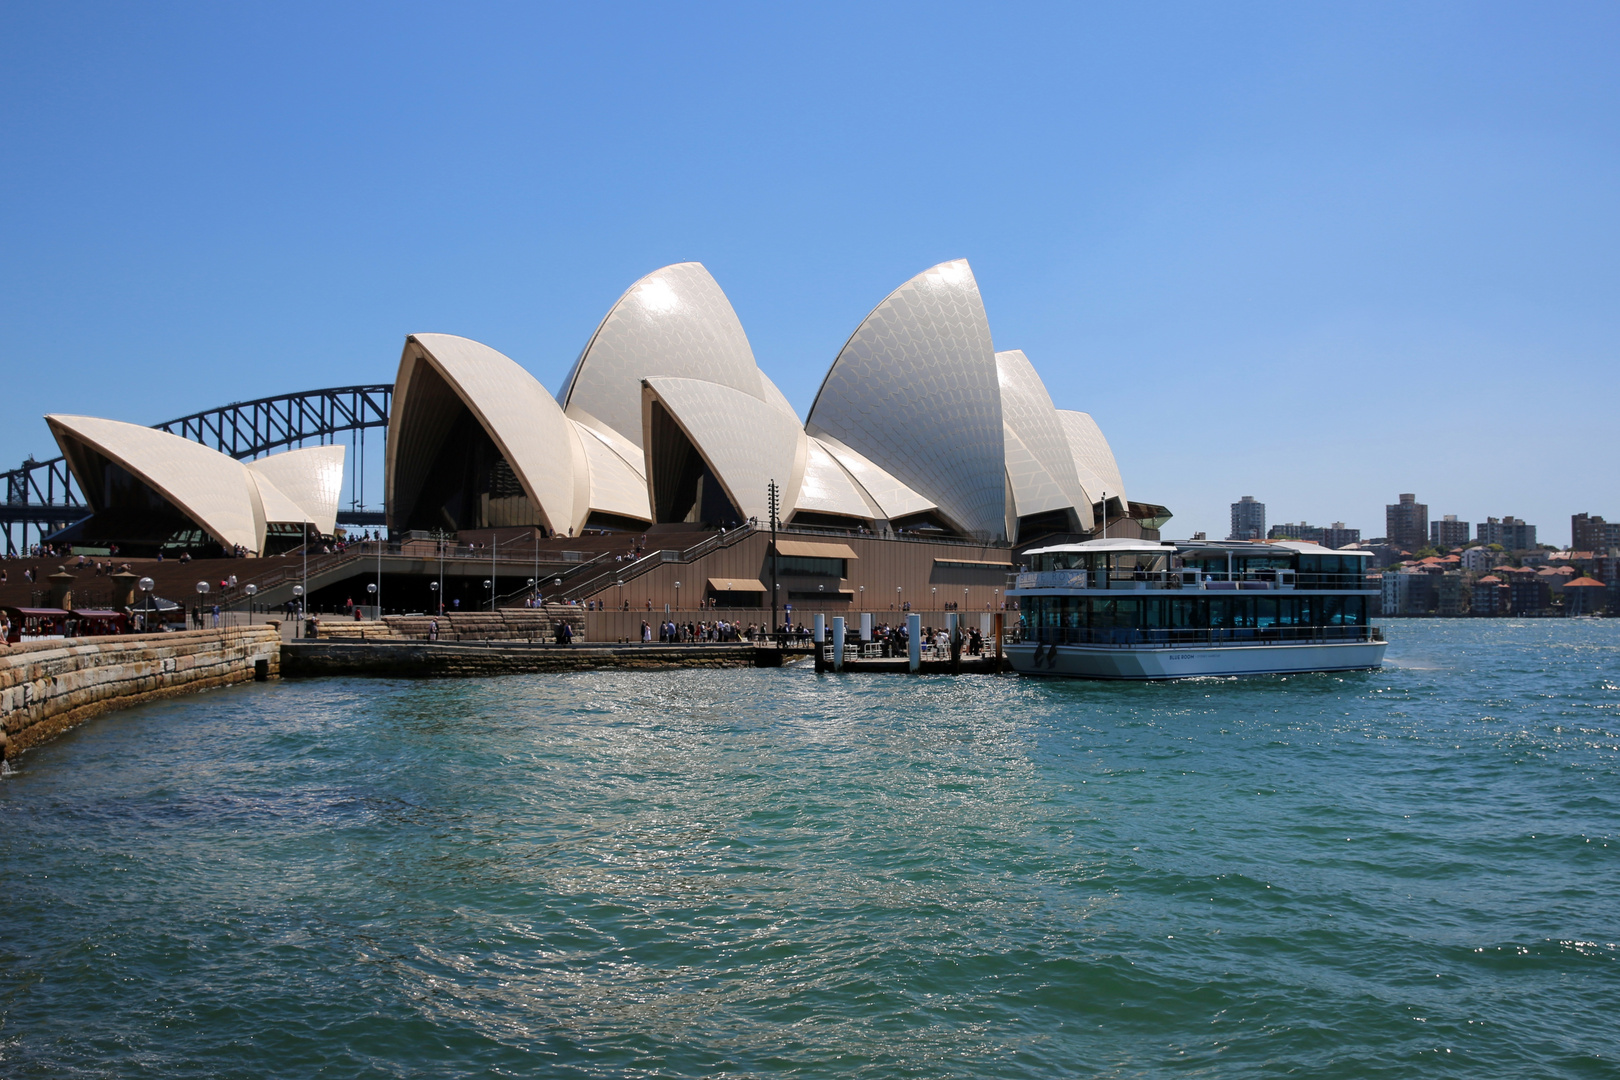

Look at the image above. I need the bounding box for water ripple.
[1,619,1618,1077]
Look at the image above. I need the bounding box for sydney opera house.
[24,258,1166,615]
[387,258,1150,544]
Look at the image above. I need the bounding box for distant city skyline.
[3,4,1617,546]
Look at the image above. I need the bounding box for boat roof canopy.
[1023,538,1176,557]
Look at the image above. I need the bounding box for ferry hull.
[1004,640,1386,680]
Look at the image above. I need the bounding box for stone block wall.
[0,626,281,761]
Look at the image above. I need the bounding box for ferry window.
[1093,599,1139,628]
[1209,598,1255,628]
[1322,596,1346,625]
[1255,598,1278,628]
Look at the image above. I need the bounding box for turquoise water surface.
[2,619,1617,1078]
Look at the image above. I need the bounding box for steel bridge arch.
[2,384,392,554]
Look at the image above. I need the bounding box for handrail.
[1010,569,1375,592]
[562,523,758,601]
[1015,624,1383,647]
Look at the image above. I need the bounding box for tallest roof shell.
[806,259,1005,538]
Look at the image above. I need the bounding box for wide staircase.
[316,603,587,642]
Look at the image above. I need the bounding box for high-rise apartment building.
[1572,513,1620,552]
[1268,522,1322,543]
[1477,516,1537,551]
[1267,520,1362,549]
[1386,493,1428,552]
[1321,522,1361,550]
[1430,515,1469,547]
[1229,496,1265,541]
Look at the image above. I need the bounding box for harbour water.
[2,620,1616,1077]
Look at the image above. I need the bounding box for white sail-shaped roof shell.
[387,333,590,535]
[560,263,770,450]
[247,471,311,530]
[571,419,652,522]
[997,349,1092,530]
[1056,409,1127,506]
[47,414,269,553]
[794,438,882,521]
[246,444,345,535]
[806,432,935,521]
[642,377,806,524]
[806,259,1006,538]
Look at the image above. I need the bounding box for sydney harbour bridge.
[1,385,392,554]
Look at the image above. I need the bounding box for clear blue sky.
[4,2,1616,544]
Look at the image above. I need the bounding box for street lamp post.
[366,582,376,618]
[139,576,154,632]
[483,579,491,611]
[291,584,304,638]
[245,583,258,625]
[429,580,439,615]
[767,479,780,644]
[375,529,383,616]
[196,580,209,629]
[674,580,681,611]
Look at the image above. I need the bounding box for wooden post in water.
[832,616,845,672]
[907,613,922,673]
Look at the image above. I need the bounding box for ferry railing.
[1012,624,1384,648]
[1010,569,1375,592]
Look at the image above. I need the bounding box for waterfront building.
[1321,523,1360,550]
[1229,496,1265,541]
[1267,522,1321,543]
[1459,546,1498,573]
[1572,513,1620,553]
[1386,494,1428,553]
[1381,570,1435,616]
[1267,521,1363,550]
[385,259,1152,548]
[1564,577,1608,616]
[1509,575,1550,615]
[1430,515,1469,548]
[1471,575,1507,616]
[21,257,1171,618]
[1435,571,1470,617]
[1477,516,1536,552]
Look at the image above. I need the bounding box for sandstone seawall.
[0,627,281,760]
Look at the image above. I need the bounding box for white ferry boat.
[1005,538,1385,680]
